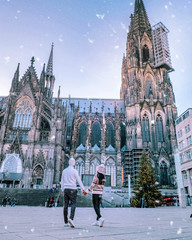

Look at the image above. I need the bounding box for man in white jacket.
[61,158,86,228]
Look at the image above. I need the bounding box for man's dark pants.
[63,189,77,224]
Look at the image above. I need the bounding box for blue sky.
[0,0,191,115]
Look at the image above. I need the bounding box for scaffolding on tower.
[152,22,174,72]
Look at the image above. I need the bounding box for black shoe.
[190,214,192,218]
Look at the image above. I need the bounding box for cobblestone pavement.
[0,206,192,240]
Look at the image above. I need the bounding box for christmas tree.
[131,150,162,208]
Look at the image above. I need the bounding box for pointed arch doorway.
[32,165,44,187]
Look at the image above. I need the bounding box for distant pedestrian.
[86,164,106,227]
[2,197,7,207]
[61,158,86,228]
[141,196,145,208]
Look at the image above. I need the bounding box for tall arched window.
[91,122,101,147]
[160,161,168,185]
[156,114,164,142]
[106,122,115,148]
[142,114,150,142]
[78,122,87,146]
[75,158,85,177]
[13,100,33,129]
[146,81,153,98]
[39,118,51,142]
[90,158,100,174]
[120,122,126,149]
[143,44,149,62]
[105,158,116,186]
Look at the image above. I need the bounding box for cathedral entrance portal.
[32,165,44,188]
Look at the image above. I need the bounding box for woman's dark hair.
[97,172,105,185]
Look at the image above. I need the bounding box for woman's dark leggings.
[92,194,102,220]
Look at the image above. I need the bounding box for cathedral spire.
[46,43,54,76]
[45,43,55,100]
[10,63,20,92]
[40,64,45,90]
[131,0,151,38]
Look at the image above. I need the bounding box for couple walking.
[61,158,105,228]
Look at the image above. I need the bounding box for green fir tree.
[131,151,162,208]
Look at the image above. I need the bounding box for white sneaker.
[98,217,104,227]
[64,223,69,227]
[68,218,75,228]
[92,221,99,226]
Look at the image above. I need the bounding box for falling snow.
[177,227,182,234]
[96,14,105,20]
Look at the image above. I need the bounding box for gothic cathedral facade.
[0,0,177,189]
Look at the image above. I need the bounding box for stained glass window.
[142,114,150,142]
[78,122,87,146]
[13,100,33,130]
[120,122,126,148]
[143,44,149,62]
[106,122,115,148]
[156,114,164,142]
[91,122,101,147]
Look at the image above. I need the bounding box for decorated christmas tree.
[131,151,162,208]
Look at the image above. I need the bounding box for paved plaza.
[0,206,192,240]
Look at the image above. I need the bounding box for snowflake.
[96,14,105,20]
[58,35,64,42]
[121,22,128,32]
[31,228,35,232]
[164,5,168,9]
[4,56,10,63]
[177,227,182,234]
[115,45,119,49]
[88,38,94,44]
[170,220,174,226]
[4,226,8,230]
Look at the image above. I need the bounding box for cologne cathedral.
[0,0,177,189]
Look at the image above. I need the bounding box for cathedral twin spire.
[46,43,54,76]
[129,0,151,38]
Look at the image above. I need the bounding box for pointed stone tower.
[45,43,55,100]
[121,0,177,187]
